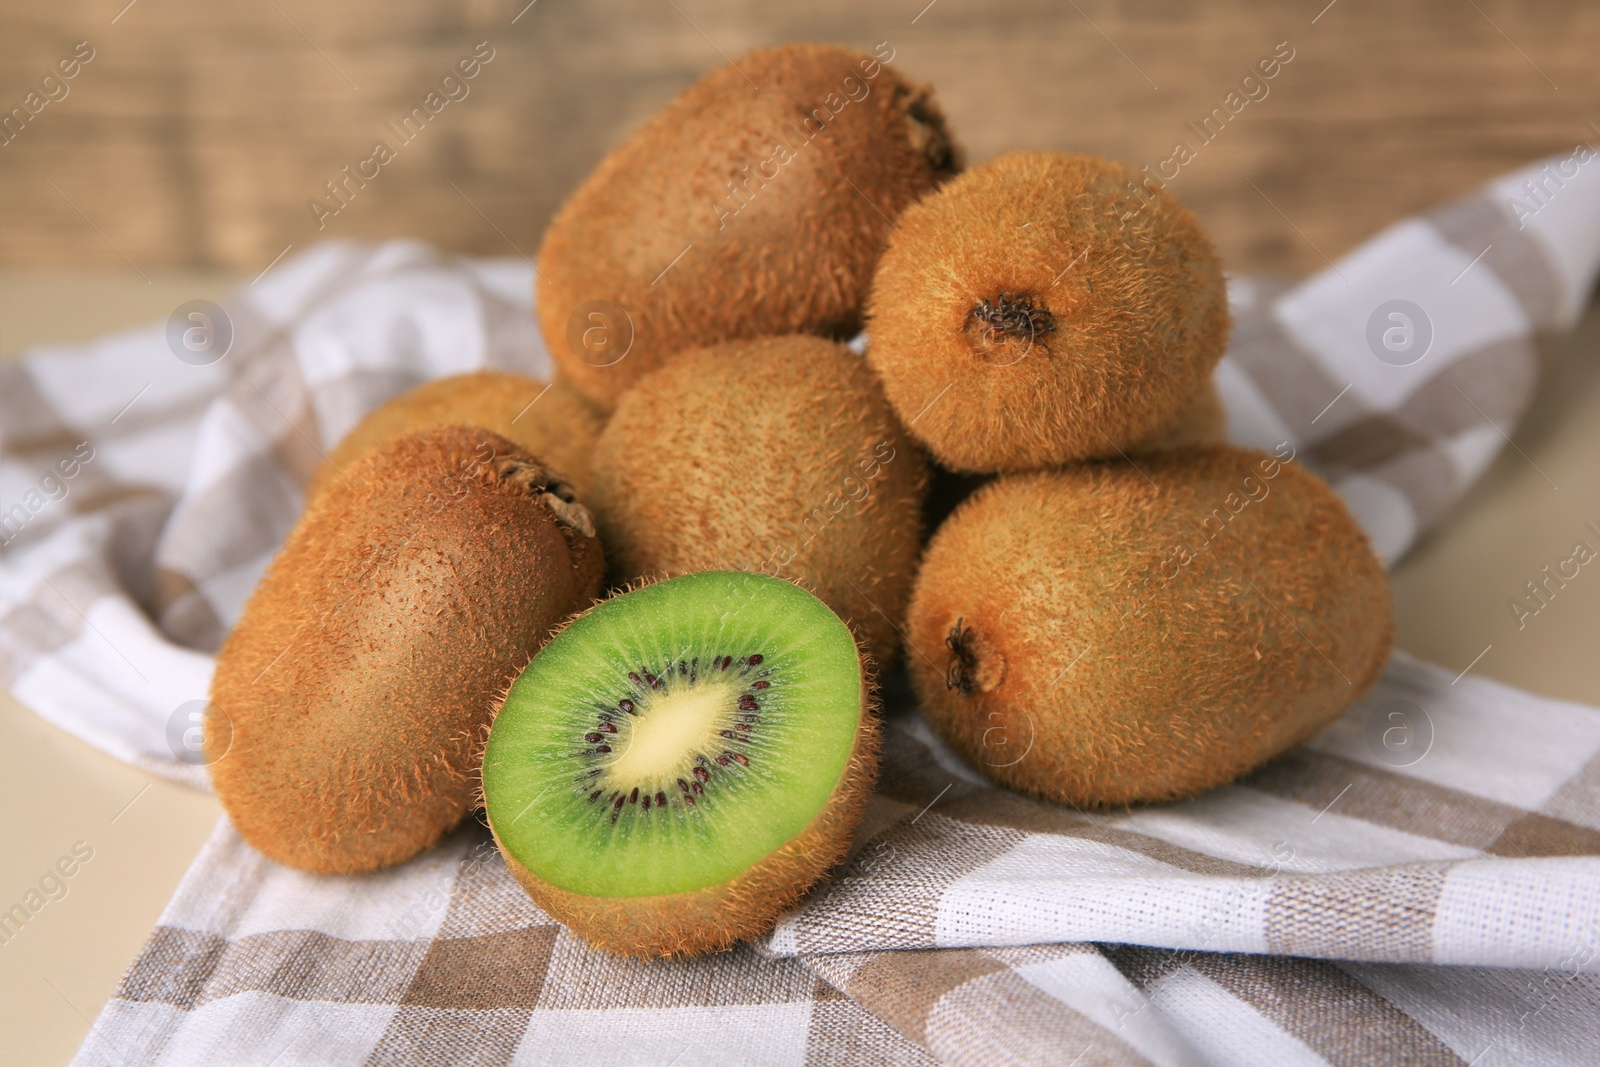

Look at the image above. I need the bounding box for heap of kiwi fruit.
[207,43,1390,958]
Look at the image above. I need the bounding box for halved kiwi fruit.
[482,571,878,958]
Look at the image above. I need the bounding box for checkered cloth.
[0,150,1596,1065]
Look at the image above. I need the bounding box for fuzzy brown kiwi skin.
[906,447,1392,809]
[209,427,603,874]
[587,335,927,670]
[912,374,1220,536]
[538,43,961,411]
[309,372,607,502]
[489,679,880,959]
[867,151,1230,473]
[1129,378,1227,455]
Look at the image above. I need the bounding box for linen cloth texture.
[0,150,1594,1065]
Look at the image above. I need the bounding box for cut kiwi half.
[482,571,878,958]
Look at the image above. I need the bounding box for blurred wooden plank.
[0,0,1595,276]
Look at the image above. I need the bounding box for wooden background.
[1,0,1597,277]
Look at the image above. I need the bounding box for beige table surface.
[1,275,1598,1066]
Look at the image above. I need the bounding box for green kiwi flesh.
[482,571,878,957]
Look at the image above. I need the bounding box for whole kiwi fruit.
[538,42,960,410]
[209,426,603,873]
[483,571,878,958]
[907,446,1391,808]
[867,151,1230,473]
[309,372,605,501]
[589,335,927,670]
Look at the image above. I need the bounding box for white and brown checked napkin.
[0,149,1597,1066]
